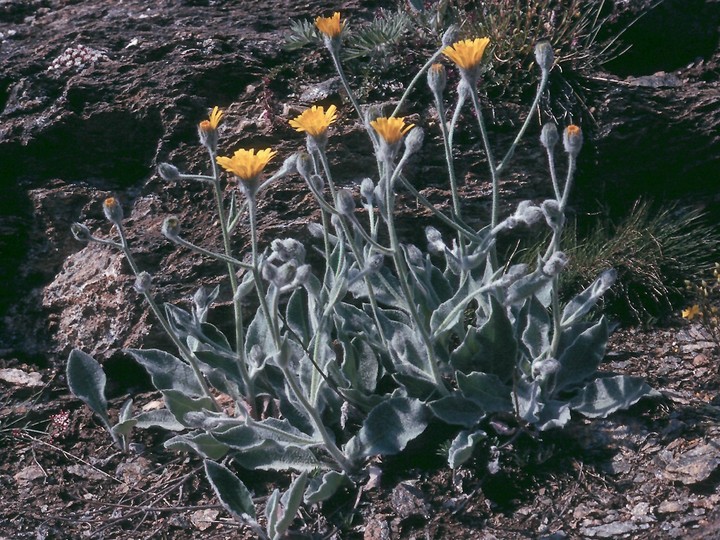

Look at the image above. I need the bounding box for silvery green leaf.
[428,394,486,428]
[570,375,657,419]
[534,400,572,431]
[349,269,405,309]
[232,440,324,472]
[554,317,608,393]
[392,366,438,400]
[271,471,308,540]
[66,350,112,432]
[304,471,348,504]
[505,266,551,306]
[341,337,379,394]
[214,418,320,449]
[456,372,513,413]
[561,269,617,327]
[165,432,229,460]
[126,349,204,396]
[450,296,516,382]
[265,489,280,540]
[286,288,313,348]
[134,409,185,431]
[189,337,244,384]
[518,295,551,361]
[199,322,233,352]
[204,460,257,521]
[514,378,542,424]
[245,308,275,360]
[111,399,136,440]
[164,302,198,340]
[448,429,487,469]
[429,277,470,338]
[345,397,428,459]
[162,389,216,427]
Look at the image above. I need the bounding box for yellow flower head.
[315,12,345,38]
[199,106,223,132]
[370,117,415,145]
[216,148,277,182]
[443,38,491,71]
[682,304,701,320]
[289,105,338,137]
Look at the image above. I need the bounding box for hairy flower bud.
[158,162,181,182]
[405,244,423,266]
[425,226,446,254]
[281,153,299,176]
[563,124,583,158]
[427,63,447,95]
[534,41,554,73]
[309,174,325,192]
[541,200,564,230]
[307,222,324,239]
[162,216,181,240]
[335,188,356,216]
[261,261,278,284]
[360,177,375,204]
[514,200,544,226]
[134,271,152,294]
[103,197,123,224]
[271,238,306,263]
[294,264,312,286]
[403,127,424,157]
[442,25,460,47]
[540,123,559,151]
[543,251,569,277]
[71,222,92,243]
[365,253,384,273]
[531,357,560,381]
[296,152,313,179]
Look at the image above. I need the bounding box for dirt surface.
[2,0,720,538]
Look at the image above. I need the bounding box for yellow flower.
[315,12,345,38]
[289,105,338,137]
[443,38,491,71]
[682,304,701,320]
[199,106,223,132]
[216,148,277,181]
[370,117,415,145]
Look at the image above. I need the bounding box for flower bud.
[71,222,92,243]
[534,41,554,73]
[309,174,325,192]
[162,216,182,240]
[442,25,460,47]
[405,244,423,266]
[563,124,583,158]
[307,222,325,239]
[425,226,446,254]
[427,63,447,95]
[540,123,559,151]
[541,200,564,230]
[271,238,306,263]
[158,162,181,182]
[294,264,312,286]
[514,200,544,226]
[261,261,278,283]
[531,357,560,381]
[335,188,356,216]
[134,271,152,294]
[360,177,375,204]
[543,251,569,277]
[365,253,384,273]
[277,262,297,286]
[296,152,313,179]
[403,127,424,157]
[103,197,123,224]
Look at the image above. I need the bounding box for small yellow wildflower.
[682,304,701,320]
[199,106,223,132]
[315,12,345,38]
[370,117,415,145]
[289,105,338,138]
[216,148,277,182]
[443,38,490,71]
[103,196,123,223]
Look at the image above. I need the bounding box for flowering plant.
[66,13,655,535]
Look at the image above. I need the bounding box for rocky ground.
[1,0,720,538]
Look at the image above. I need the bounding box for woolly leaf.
[204,460,256,520]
